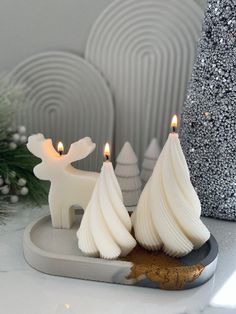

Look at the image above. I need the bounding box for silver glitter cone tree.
[180,0,236,220]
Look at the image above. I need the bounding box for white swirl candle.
[77,143,136,259]
[132,115,210,257]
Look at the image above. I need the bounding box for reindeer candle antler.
[27,134,98,229]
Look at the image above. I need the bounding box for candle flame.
[64,304,71,309]
[57,141,64,155]
[171,115,178,129]
[104,142,110,159]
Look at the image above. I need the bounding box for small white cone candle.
[115,142,142,207]
[132,115,210,257]
[140,138,161,185]
[77,143,136,259]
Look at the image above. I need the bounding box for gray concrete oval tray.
[23,213,218,290]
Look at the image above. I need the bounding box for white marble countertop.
[0,206,236,314]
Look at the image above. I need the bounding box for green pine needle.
[0,75,48,222]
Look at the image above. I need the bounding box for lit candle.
[27,134,98,229]
[57,141,64,156]
[77,143,136,259]
[132,115,210,257]
[171,114,178,133]
[104,142,110,160]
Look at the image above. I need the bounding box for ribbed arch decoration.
[195,0,206,10]
[85,0,203,162]
[10,51,114,171]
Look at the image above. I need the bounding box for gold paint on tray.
[121,245,204,290]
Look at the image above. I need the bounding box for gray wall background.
[0,0,112,71]
[0,0,206,72]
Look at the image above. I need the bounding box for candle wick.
[105,154,109,161]
[59,151,63,156]
[172,126,176,133]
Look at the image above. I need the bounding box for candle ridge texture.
[132,133,210,257]
[77,161,136,259]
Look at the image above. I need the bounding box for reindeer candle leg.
[27,134,98,229]
[49,192,62,228]
[51,206,62,228]
[61,206,76,229]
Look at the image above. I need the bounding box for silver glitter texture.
[180,0,236,221]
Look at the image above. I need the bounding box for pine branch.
[0,75,48,222]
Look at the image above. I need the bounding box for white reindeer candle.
[27,134,98,229]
